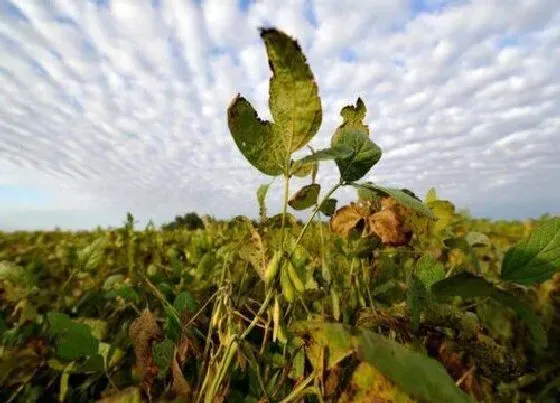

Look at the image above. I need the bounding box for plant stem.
[280,173,291,249]
[240,287,275,340]
[293,181,341,249]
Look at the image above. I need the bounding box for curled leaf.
[288,184,321,210]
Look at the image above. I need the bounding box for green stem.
[293,181,341,249]
[280,173,291,249]
[240,287,275,340]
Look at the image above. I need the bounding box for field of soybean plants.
[1,28,560,403]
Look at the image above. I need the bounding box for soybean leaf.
[444,238,480,271]
[332,129,381,182]
[425,187,437,203]
[262,28,322,154]
[501,218,560,285]
[427,200,455,233]
[356,328,473,403]
[331,98,382,181]
[153,339,175,377]
[415,255,445,290]
[290,321,354,370]
[77,237,107,272]
[407,275,426,331]
[356,183,436,219]
[288,184,321,211]
[294,144,354,167]
[174,292,196,314]
[56,323,99,361]
[227,28,322,176]
[319,198,337,216]
[227,96,283,176]
[432,272,547,349]
[464,231,490,247]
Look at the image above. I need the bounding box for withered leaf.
[171,349,191,398]
[330,202,370,238]
[368,197,413,246]
[129,309,164,395]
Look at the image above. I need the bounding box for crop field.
[1,28,560,403]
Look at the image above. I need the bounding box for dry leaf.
[171,349,191,398]
[368,197,413,246]
[128,309,164,395]
[330,202,370,237]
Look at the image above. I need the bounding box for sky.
[0,0,559,230]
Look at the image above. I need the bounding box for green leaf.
[501,218,560,285]
[174,291,196,314]
[407,275,426,331]
[432,272,547,349]
[288,184,320,210]
[55,323,100,361]
[261,27,322,154]
[153,339,175,377]
[356,328,473,403]
[415,255,445,290]
[319,198,337,216]
[77,237,107,272]
[332,129,381,182]
[294,144,354,167]
[47,313,73,335]
[356,183,436,219]
[256,183,271,222]
[227,96,283,176]
[331,98,381,181]
[357,185,381,203]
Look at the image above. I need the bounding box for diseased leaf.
[261,27,322,154]
[464,231,491,247]
[368,197,413,246]
[357,183,436,219]
[227,96,283,176]
[357,328,473,403]
[330,202,368,238]
[338,361,413,403]
[432,272,547,349]
[501,218,560,285]
[290,321,354,370]
[288,184,321,210]
[129,309,164,393]
[425,187,437,203]
[428,200,455,233]
[319,198,337,216]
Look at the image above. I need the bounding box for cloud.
[0,0,559,230]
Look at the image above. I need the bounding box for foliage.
[1,27,560,403]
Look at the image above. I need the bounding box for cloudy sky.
[1,0,559,230]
